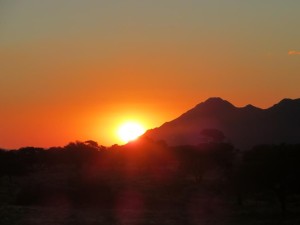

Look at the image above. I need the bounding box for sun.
[117,121,146,143]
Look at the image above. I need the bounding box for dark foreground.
[1,140,300,224]
[1,199,300,225]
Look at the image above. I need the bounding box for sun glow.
[117,121,146,143]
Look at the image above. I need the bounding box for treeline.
[1,138,300,217]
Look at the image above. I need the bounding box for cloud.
[288,50,300,55]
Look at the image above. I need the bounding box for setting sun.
[117,122,146,143]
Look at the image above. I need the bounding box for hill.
[144,97,300,149]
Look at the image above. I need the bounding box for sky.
[0,0,299,149]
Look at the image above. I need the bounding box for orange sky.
[0,1,299,149]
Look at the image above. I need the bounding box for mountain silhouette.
[145,97,300,149]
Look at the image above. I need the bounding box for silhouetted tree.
[200,128,225,143]
[236,144,300,217]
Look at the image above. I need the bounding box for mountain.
[144,97,300,149]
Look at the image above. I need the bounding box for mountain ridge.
[144,97,300,149]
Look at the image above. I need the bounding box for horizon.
[1,96,299,150]
[1,0,300,149]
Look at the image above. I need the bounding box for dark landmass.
[1,138,300,224]
[145,97,300,149]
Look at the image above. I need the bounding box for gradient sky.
[0,0,299,149]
